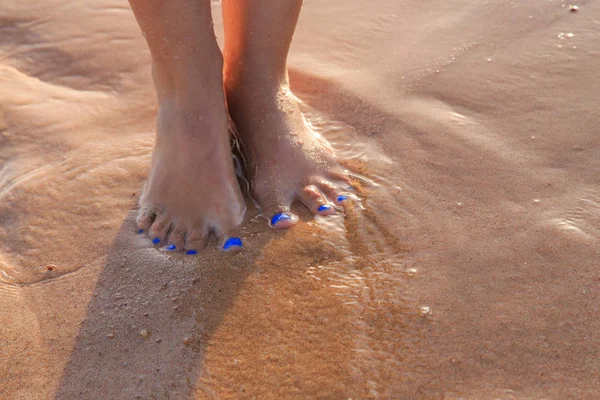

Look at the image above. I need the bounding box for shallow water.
[2,0,600,398]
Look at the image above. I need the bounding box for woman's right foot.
[137,60,245,253]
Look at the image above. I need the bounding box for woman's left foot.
[225,73,351,229]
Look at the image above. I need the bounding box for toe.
[269,210,299,229]
[221,236,243,252]
[164,227,186,252]
[298,185,335,216]
[212,222,244,253]
[253,185,298,229]
[335,193,352,204]
[136,205,158,233]
[312,178,345,204]
[184,227,210,254]
[148,214,171,246]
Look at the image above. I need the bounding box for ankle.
[224,60,288,96]
[152,51,225,100]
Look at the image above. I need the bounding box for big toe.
[266,209,298,229]
[253,185,298,229]
[221,236,244,252]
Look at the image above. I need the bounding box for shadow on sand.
[54,211,257,399]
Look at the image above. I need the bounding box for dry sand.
[1,0,599,398]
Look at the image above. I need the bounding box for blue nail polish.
[223,237,243,250]
[337,195,348,202]
[138,229,143,234]
[167,245,176,251]
[271,213,292,226]
[186,250,197,255]
[152,237,160,244]
[318,204,332,212]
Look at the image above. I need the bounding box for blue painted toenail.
[167,245,176,251]
[138,229,143,234]
[186,250,197,255]
[337,195,348,202]
[271,213,292,226]
[223,237,243,250]
[152,237,160,244]
[318,204,332,212]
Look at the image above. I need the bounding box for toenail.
[337,195,348,202]
[137,229,143,234]
[167,245,176,251]
[186,250,197,255]
[318,204,332,212]
[223,237,243,251]
[271,213,292,226]
[152,237,160,244]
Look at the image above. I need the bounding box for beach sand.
[1,0,599,398]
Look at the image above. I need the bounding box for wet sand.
[1,0,599,398]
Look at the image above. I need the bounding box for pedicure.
[223,237,243,251]
[166,245,176,251]
[186,250,197,255]
[152,237,161,244]
[337,195,348,202]
[137,229,143,234]
[271,213,292,226]
[318,204,332,213]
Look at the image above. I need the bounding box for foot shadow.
[54,211,256,399]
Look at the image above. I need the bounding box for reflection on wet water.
[0,136,152,284]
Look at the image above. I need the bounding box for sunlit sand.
[1,0,599,398]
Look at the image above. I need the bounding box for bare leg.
[222,0,350,229]
[129,0,245,252]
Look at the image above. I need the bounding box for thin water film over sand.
[2,0,600,399]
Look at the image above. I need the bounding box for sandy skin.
[129,0,350,253]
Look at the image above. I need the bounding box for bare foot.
[225,75,350,229]
[137,62,245,253]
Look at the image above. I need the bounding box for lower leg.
[129,0,245,252]
[222,0,302,86]
[222,0,350,228]
[129,0,223,93]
